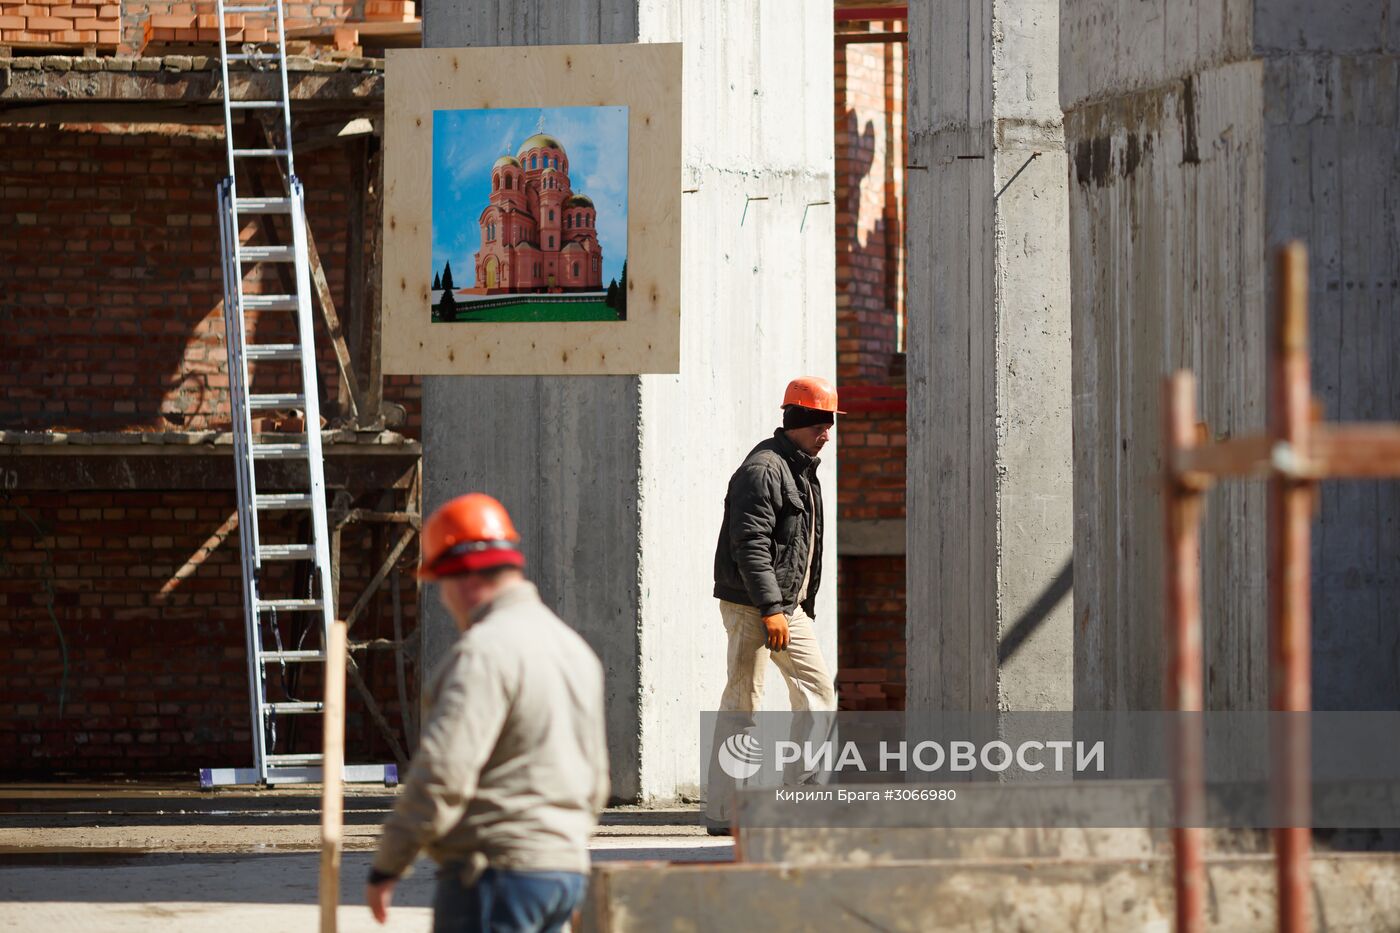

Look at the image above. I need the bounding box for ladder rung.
[251,442,310,460]
[259,543,315,561]
[225,5,279,12]
[243,294,299,311]
[254,493,312,510]
[266,753,323,765]
[265,701,323,714]
[256,598,324,612]
[248,393,305,409]
[229,100,285,109]
[232,148,291,158]
[239,246,296,263]
[226,53,279,62]
[234,197,292,214]
[260,650,325,662]
[244,343,301,361]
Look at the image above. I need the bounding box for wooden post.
[344,137,368,423]
[320,618,348,933]
[1270,242,1313,933]
[1164,371,1207,933]
[362,132,385,429]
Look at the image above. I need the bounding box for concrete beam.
[0,434,419,491]
[579,854,1400,932]
[0,58,383,110]
[838,518,904,556]
[905,0,1074,713]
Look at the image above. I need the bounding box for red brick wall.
[836,387,905,523]
[837,556,905,710]
[0,123,416,433]
[835,31,904,385]
[0,491,416,777]
[0,124,419,776]
[834,23,907,712]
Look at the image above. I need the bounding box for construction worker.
[705,376,841,833]
[366,492,609,933]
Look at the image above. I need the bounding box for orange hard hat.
[417,493,524,581]
[781,376,845,414]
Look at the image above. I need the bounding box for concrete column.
[905,0,1075,713]
[422,1,836,801]
[1062,1,1400,710]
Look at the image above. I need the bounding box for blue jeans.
[433,865,587,933]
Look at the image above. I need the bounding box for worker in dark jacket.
[705,376,841,833]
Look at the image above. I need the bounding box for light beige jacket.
[372,580,609,879]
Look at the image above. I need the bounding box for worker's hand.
[366,878,397,925]
[762,612,790,651]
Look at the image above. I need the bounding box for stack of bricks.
[0,0,121,51]
[364,0,413,22]
[141,11,271,49]
[132,0,416,54]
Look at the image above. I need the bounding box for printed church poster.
[383,44,681,376]
[432,107,629,324]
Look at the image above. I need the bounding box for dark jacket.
[713,428,824,618]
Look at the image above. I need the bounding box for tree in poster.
[615,260,627,320]
[433,271,441,290]
[436,288,458,321]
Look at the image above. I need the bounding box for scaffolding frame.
[0,56,420,777]
[1163,241,1400,933]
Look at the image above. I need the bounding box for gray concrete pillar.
[1062,1,1400,711]
[904,0,1075,714]
[421,1,836,801]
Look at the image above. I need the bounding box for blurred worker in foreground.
[706,376,841,833]
[366,492,609,933]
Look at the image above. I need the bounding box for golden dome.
[493,154,520,169]
[567,193,594,208]
[517,133,565,157]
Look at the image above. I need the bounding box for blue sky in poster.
[431,105,629,289]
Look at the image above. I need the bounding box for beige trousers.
[716,600,837,713]
[705,600,837,825]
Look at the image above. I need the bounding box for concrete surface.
[905,0,1075,713]
[421,0,837,804]
[580,852,1400,932]
[1062,0,1400,711]
[0,784,730,932]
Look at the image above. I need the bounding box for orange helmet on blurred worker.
[781,376,845,415]
[417,493,525,581]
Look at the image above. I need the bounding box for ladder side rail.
[217,181,270,781]
[273,0,296,179]
[227,203,272,783]
[215,0,236,179]
[289,179,336,647]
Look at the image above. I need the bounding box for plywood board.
[382,43,681,375]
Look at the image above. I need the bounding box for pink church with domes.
[471,132,604,294]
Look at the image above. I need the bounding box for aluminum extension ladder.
[204,0,395,788]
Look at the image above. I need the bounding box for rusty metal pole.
[1270,242,1313,933]
[1164,371,1207,933]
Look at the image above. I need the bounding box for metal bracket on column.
[740,195,769,226]
[799,200,831,233]
[994,151,1041,201]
